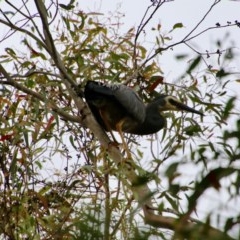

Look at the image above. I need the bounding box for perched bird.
[84,80,203,133]
[84,80,203,156]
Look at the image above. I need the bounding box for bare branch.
[182,0,221,41]
[0,18,47,50]
[141,22,238,68]
[4,0,45,42]
[185,22,237,42]
[140,0,238,68]
[133,0,168,69]
[143,206,234,239]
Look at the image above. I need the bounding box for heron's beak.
[170,99,204,116]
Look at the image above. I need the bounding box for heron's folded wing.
[112,84,146,123]
[85,81,146,123]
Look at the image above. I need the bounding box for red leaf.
[45,115,55,130]
[0,134,14,141]
[148,76,164,92]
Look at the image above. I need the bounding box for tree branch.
[133,1,167,68]
[0,18,47,50]
[4,0,45,43]
[34,0,76,87]
[0,64,80,123]
[141,22,238,68]
[182,0,221,41]
[140,0,238,68]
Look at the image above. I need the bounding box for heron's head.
[156,95,204,116]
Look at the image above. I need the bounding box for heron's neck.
[131,104,166,135]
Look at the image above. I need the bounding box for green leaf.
[175,54,188,60]
[186,55,201,74]
[59,0,75,10]
[165,162,179,179]
[216,68,231,78]
[183,125,202,136]
[69,135,77,149]
[188,167,237,212]
[164,192,179,211]
[169,23,184,33]
[63,16,70,30]
[5,48,17,58]
[222,96,236,119]
[173,22,184,29]
[23,131,29,148]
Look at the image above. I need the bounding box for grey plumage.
[84,80,203,135]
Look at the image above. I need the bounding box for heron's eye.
[169,98,176,105]
[168,98,179,107]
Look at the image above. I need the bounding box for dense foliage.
[0,0,239,239]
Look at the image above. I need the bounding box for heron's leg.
[99,110,118,143]
[116,120,132,159]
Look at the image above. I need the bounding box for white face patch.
[163,96,180,110]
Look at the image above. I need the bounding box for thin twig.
[21,0,45,42]
[133,1,168,68]
[182,0,221,41]
[0,18,47,50]
[141,22,238,68]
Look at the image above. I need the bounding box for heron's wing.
[84,81,109,130]
[85,81,146,123]
[113,84,146,123]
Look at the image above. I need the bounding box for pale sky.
[78,0,240,81]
